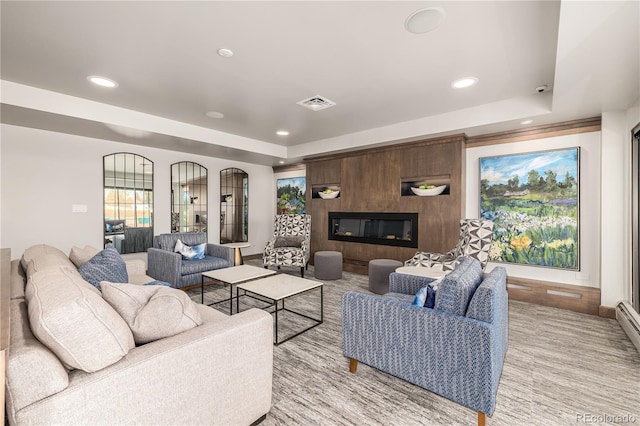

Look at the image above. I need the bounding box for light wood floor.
[189,263,640,426]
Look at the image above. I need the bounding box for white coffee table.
[201,265,276,315]
[395,266,448,279]
[236,274,323,345]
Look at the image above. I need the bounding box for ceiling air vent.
[296,95,336,111]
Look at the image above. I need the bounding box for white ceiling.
[1,1,638,166]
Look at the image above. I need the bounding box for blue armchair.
[147,232,234,289]
[342,257,508,425]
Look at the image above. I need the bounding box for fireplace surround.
[328,212,418,248]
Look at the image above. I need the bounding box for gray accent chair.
[121,227,154,254]
[148,232,234,289]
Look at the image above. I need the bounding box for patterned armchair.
[405,219,494,271]
[342,257,508,426]
[263,215,311,277]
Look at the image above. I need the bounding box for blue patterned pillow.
[412,286,428,306]
[412,277,443,308]
[144,280,172,287]
[425,285,436,308]
[79,246,128,291]
[174,239,206,260]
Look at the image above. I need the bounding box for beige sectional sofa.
[5,244,273,425]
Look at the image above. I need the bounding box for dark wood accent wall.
[306,135,466,273]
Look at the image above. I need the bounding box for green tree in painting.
[276,179,306,215]
[527,169,541,189]
[480,178,490,194]
[544,170,558,191]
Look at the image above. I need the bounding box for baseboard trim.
[599,305,616,319]
[506,276,600,316]
[243,256,607,317]
[342,259,370,276]
[244,254,263,261]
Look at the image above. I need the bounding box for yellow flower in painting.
[509,235,532,251]
[546,239,574,249]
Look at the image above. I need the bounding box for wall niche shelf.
[401,175,450,197]
[312,184,341,199]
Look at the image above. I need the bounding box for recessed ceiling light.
[276,130,290,136]
[217,48,234,58]
[87,75,118,88]
[205,111,224,119]
[405,7,446,34]
[451,77,478,89]
[278,160,285,164]
[520,119,533,125]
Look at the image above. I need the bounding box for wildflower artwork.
[480,147,579,269]
[277,177,306,215]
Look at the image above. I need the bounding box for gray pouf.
[368,259,403,294]
[314,251,343,280]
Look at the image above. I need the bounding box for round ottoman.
[368,259,403,294]
[314,251,343,280]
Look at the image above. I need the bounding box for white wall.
[599,100,640,307]
[602,97,640,306]
[626,98,640,303]
[466,132,601,289]
[0,124,275,258]
[600,112,631,307]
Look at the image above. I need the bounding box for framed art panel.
[480,147,579,269]
[277,177,306,215]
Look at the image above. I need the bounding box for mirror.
[220,168,248,243]
[171,162,208,234]
[103,153,154,253]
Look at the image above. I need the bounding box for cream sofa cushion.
[21,244,68,270]
[68,245,101,268]
[127,273,156,285]
[25,266,135,372]
[101,282,203,345]
[6,299,69,412]
[21,244,77,277]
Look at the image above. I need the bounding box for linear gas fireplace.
[329,212,418,248]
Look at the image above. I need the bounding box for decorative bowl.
[411,185,446,196]
[318,190,340,199]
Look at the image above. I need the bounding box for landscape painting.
[277,177,306,215]
[480,147,579,269]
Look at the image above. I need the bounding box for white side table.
[395,266,448,279]
[223,242,251,266]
